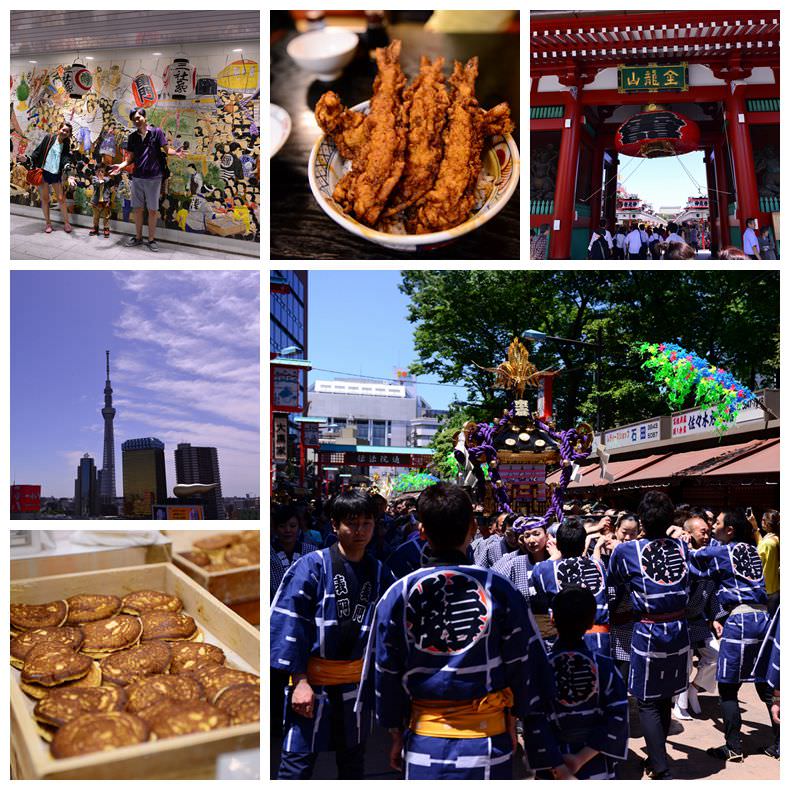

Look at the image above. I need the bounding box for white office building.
[309,377,443,448]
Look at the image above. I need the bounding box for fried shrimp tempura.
[384,56,449,217]
[411,58,484,234]
[332,41,408,226]
[315,92,367,160]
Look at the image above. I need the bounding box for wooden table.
[269,24,520,260]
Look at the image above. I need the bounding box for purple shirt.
[126,126,167,179]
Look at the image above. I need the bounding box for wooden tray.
[11,540,172,581]
[10,562,260,780]
[173,552,260,609]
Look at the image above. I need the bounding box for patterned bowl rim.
[308,100,520,247]
[270,103,292,158]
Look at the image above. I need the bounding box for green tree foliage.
[427,404,476,480]
[400,271,779,433]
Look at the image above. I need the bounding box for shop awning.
[612,439,778,484]
[548,453,669,488]
[680,438,779,477]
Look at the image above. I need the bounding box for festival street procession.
[529,10,780,260]
[270,270,780,780]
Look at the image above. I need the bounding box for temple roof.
[531,11,780,72]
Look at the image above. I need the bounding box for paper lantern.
[16,76,29,102]
[62,62,92,98]
[132,73,158,108]
[615,107,700,158]
[217,60,258,92]
[165,57,196,100]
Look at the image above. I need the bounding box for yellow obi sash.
[409,688,514,739]
[305,656,364,686]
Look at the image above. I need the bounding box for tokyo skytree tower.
[99,350,116,502]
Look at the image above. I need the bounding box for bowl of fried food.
[308,40,519,252]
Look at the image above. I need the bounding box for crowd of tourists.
[270,485,780,780]
[530,218,777,260]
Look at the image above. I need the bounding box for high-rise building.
[174,443,224,519]
[122,437,167,518]
[270,271,308,480]
[74,453,99,518]
[99,350,117,504]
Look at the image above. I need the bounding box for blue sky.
[307,271,469,411]
[617,151,707,210]
[11,271,260,498]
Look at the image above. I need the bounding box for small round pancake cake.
[10,627,84,669]
[146,700,230,740]
[238,530,260,544]
[169,642,225,674]
[194,534,240,564]
[190,661,260,704]
[99,641,172,686]
[80,615,142,657]
[140,611,197,642]
[127,674,204,715]
[11,601,68,633]
[121,590,182,616]
[193,534,239,552]
[34,685,128,730]
[51,712,148,758]
[65,594,122,625]
[224,542,259,567]
[21,642,93,687]
[20,660,102,700]
[180,550,210,567]
[215,683,260,725]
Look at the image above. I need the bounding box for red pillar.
[724,84,760,238]
[549,87,582,259]
[713,142,731,249]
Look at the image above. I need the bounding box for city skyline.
[11,270,260,499]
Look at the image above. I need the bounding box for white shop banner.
[672,399,763,437]
[604,419,661,449]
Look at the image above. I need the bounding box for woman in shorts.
[19,121,75,233]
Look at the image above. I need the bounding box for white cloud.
[109,271,260,495]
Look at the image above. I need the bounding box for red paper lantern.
[615,107,700,158]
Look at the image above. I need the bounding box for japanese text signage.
[318,451,428,467]
[672,398,763,437]
[273,414,289,461]
[272,365,302,412]
[605,419,661,449]
[618,64,688,93]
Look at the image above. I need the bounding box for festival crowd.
[270,486,780,780]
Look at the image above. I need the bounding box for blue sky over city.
[307,270,469,412]
[617,151,707,210]
[11,270,260,498]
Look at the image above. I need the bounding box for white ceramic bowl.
[287,29,359,81]
[308,100,520,251]
[270,103,292,157]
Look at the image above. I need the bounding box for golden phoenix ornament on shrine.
[476,338,559,400]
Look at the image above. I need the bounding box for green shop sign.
[618,63,688,93]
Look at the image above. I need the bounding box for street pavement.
[270,683,779,779]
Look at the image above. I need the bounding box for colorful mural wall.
[11,42,260,245]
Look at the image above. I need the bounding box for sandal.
[45,224,53,234]
[89,228,99,236]
[64,223,72,233]
[103,228,110,238]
